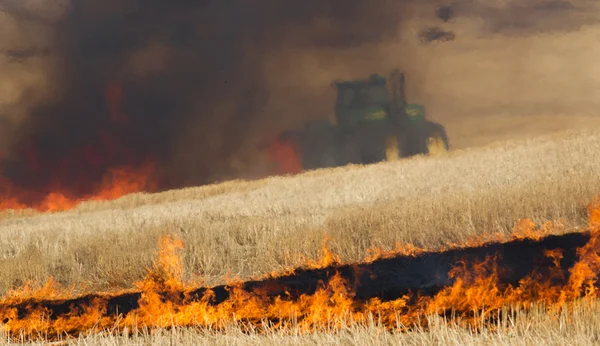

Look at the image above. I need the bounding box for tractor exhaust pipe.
[388,69,406,126]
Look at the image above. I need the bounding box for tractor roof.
[334,74,387,88]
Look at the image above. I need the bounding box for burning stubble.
[1,198,600,341]
[2,0,600,211]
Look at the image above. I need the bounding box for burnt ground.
[0,231,593,327]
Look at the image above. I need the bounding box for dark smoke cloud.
[1,0,599,198]
[0,0,416,194]
[0,0,69,152]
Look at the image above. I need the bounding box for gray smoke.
[0,0,598,196]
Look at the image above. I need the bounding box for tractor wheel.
[425,123,449,156]
[427,135,447,155]
[385,130,408,162]
[385,135,400,162]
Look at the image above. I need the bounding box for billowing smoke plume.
[0,1,69,153]
[1,0,600,202]
[0,0,417,196]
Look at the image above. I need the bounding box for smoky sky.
[0,0,413,193]
[1,0,599,198]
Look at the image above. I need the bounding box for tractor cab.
[334,74,391,129]
[333,74,428,129]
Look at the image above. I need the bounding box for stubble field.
[2,127,600,345]
[4,1,600,343]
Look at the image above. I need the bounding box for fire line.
[1,226,600,340]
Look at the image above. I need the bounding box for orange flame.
[0,162,157,213]
[306,235,341,269]
[3,198,600,341]
[364,242,426,262]
[0,82,158,214]
[264,135,303,175]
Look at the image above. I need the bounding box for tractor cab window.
[337,84,388,107]
[338,88,355,107]
[364,85,388,105]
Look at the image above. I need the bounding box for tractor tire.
[423,121,449,155]
[385,134,401,162]
[385,126,409,161]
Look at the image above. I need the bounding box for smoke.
[0,0,418,193]
[1,0,599,198]
[0,0,69,153]
[257,0,600,150]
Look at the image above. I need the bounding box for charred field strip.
[0,230,595,338]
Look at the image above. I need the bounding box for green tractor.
[270,69,449,172]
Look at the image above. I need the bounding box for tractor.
[265,69,449,173]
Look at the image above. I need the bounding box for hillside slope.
[0,129,599,294]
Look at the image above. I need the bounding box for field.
[2,127,600,344]
[4,1,600,344]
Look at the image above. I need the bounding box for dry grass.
[3,1,600,344]
[0,129,599,294]
[1,130,600,344]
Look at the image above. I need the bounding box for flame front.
[2,200,600,341]
[0,162,157,213]
[264,135,303,176]
[0,83,162,213]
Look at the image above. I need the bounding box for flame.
[364,241,426,262]
[0,162,157,213]
[264,135,303,175]
[362,216,564,264]
[305,235,341,269]
[0,83,159,214]
[510,218,565,241]
[2,199,600,341]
